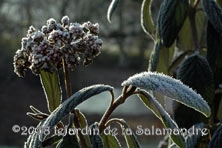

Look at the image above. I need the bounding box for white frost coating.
[122,72,211,117]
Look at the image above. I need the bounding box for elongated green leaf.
[101,133,121,148]
[141,0,155,38]
[40,70,62,112]
[138,90,185,148]
[37,84,113,141]
[107,0,120,23]
[203,0,222,33]
[208,124,222,148]
[89,122,104,148]
[177,10,206,51]
[158,0,189,47]
[156,42,175,74]
[122,72,211,117]
[75,110,92,147]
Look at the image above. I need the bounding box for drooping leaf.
[40,70,62,112]
[122,72,211,117]
[138,90,185,148]
[101,133,121,148]
[112,119,141,148]
[158,0,189,47]
[37,84,113,141]
[208,124,222,148]
[89,122,104,148]
[75,110,92,147]
[107,0,120,23]
[141,0,155,38]
[203,0,222,34]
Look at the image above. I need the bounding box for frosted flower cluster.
[13,16,103,77]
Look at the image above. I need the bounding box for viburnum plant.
[13,0,222,148]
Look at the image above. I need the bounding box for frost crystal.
[13,16,103,77]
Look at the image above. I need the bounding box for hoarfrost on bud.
[13,16,103,77]
[61,15,69,26]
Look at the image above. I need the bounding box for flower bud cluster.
[14,16,103,77]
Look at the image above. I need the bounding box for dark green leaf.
[177,53,214,106]
[107,0,120,23]
[89,122,104,148]
[141,0,155,38]
[40,70,62,112]
[138,90,185,148]
[185,123,205,148]
[101,133,121,148]
[206,21,222,87]
[122,72,211,117]
[208,124,222,148]
[158,0,189,47]
[203,0,222,33]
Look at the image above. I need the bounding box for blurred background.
[0,0,165,147]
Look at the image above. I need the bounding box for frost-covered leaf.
[138,90,185,148]
[101,133,121,148]
[203,0,222,33]
[158,0,188,47]
[89,122,104,148]
[208,124,222,148]
[107,0,120,23]
[141,0,155,38]
[40,70,62,112]
[38,84,113,141]
[122,72,211,117]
